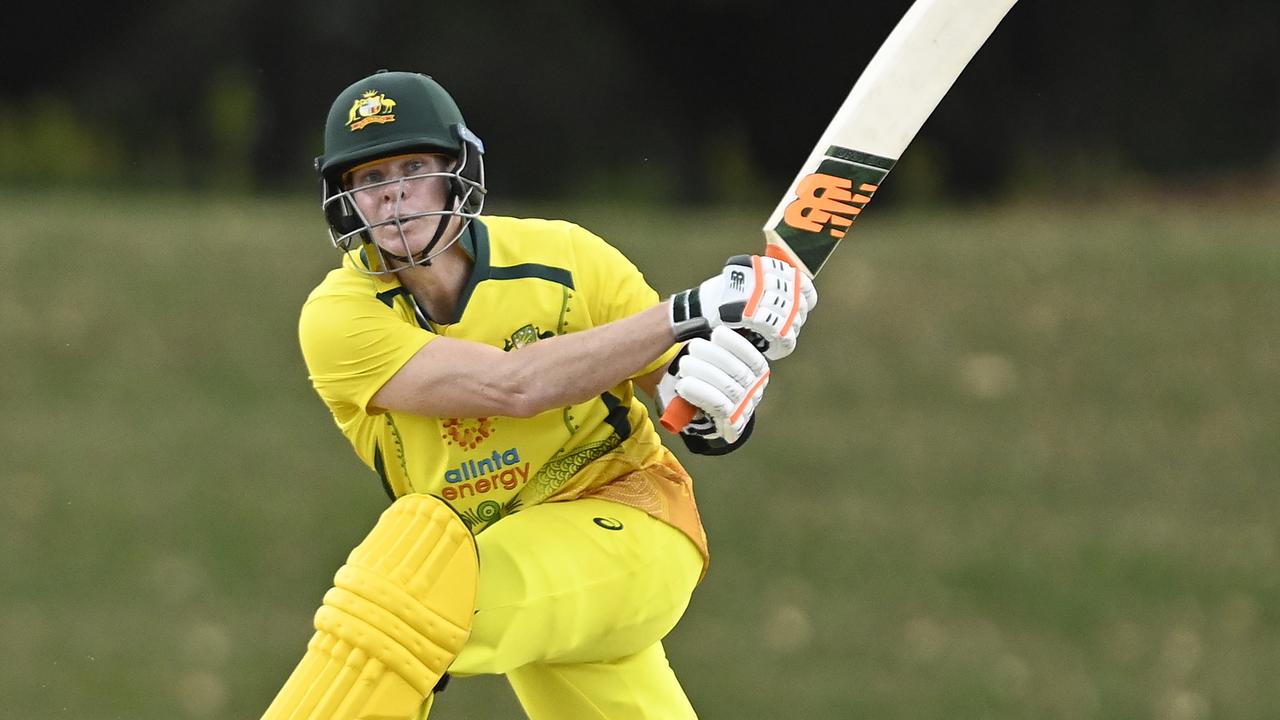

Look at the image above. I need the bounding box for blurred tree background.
[3,0,1277,201]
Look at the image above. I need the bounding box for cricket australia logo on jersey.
[503,323,555,352]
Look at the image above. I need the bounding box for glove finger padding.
[679,353,753,406]
[739,257,815,361]
[673,327,770,444]
[675,374,739,421]
[799,270,818,312]
[706,325,771,373]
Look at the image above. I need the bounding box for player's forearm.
[372,303,676,419]
[500,303,675,416]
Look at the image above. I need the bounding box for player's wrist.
[668,293,712,342]
[670,256,747,337]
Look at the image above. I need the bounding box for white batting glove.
[657,326,771,444]
[669,254,817,360]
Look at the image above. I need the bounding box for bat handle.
[765,242,795,265]
[660,397,699,433]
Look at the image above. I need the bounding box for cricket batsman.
[262,69,816,719]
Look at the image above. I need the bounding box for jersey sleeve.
[298,289,436,416]
[568,224,680,378]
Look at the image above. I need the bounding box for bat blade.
[661,0,1016,433]
[764,0,1018,278]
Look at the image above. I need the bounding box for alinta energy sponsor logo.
[440,447,530,502]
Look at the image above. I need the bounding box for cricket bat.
[662,0,1019,432]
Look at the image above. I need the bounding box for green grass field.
[2,188,1278,719]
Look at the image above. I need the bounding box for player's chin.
[374,239,431,260]
[371,223,435,253]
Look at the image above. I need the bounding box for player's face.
[346,153,456,259]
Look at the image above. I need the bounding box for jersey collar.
[353,219,493,322]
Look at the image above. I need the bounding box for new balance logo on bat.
[782,173,879,239]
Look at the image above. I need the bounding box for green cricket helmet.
[316,70,486,273]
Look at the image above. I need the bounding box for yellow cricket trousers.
[427,497,703,719]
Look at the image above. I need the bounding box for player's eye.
[405,159,426,175]
[354,170,383,187]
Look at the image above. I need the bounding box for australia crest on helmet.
[347,90,398,131]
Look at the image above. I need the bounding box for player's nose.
[378,178,412,204]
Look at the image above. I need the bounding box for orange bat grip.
[765,243,792,263]
[660,396,699,433]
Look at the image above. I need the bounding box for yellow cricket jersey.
[298,216,708,564]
